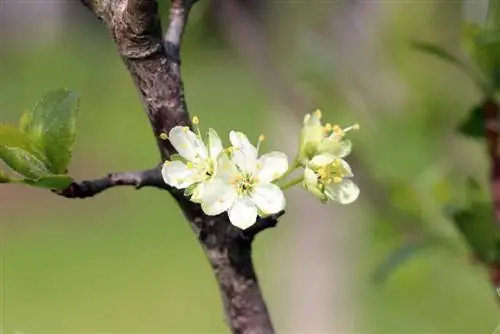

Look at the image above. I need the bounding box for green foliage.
[0,89,79,190]
[462,23,500,90]
[446,179,500,263]
[411,41,465,67]
[0,124,51,178]
[457,105,486,139]
[0,169,11,183]
[20,89,79,174]
[22,174,74,190]
[412,40,490,94]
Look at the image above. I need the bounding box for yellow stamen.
[313,109,322,119]
[332,125,343,135]
[182,126,189,133]
[192,116,199,125]
[159,132,168,140]
[323,123,332,134]
[259,134,265,142]
[333,176,343,183]
[186,162,194,169]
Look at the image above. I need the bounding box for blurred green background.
[1,0,500,333]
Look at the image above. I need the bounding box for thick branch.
[78,0,278,333]
[56,166,168,198]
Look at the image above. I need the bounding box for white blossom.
[161,124,223,203]
[200,131,288,230]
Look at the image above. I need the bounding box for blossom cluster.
[161,111,359,230]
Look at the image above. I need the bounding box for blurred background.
[1,0,499,333]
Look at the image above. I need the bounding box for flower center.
[234,173,255,195]
[317,159,346,185]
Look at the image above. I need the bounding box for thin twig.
[55,166,168,198]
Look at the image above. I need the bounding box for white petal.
[200,179,238,215]
[228,197,258,230]
[326,179,360,204]
[304,167,318,187]
[161,160,204,189]
[215,152,239,181]
[338,159,354,177]
[300,113,324,149]
[169,126,208,161]
[190,181,206,203]
[318,138,352,158]
[208,128,223,160]
[309,153,336,167]
[255,151,289,183]
[229,131,258,173]
[251,183,286,215]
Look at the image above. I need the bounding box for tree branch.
[77,0,279,332]
[55,166,168,198]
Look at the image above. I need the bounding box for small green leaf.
[0,170,11,183]
[412,40,490,93]
[20,89,79,174]
[457,105,485,138]
[445,178,500,263]
[0,124,51,178]
[22,174,73,190]
[412,41,463,65]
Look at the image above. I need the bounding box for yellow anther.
[164,160,171,165]
[192,116,199,125]
[259,134,265,142]
[352,123,360,130]
[324,123,332,132]
[186,162,194,169]
[159,132,168,140]
[313,109,322,119]
[332,125,343,135]
[332,176,343,183]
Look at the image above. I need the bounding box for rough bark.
[65,0,280,332]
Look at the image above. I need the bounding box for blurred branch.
[55,166,168,198]
[76,0,278,332]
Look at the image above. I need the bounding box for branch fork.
[59,1,280,332]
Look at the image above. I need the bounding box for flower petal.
[251,183,286,215]
[255,151,289,183]
[190,181,206,203]
[228,197,258,230]
[338,158,353,177]
[303,167,318,187]
[208,128,223,160]
[325,179,360,204]
[169,126,208,161]
[299,112,324,149]
[309,153,336,167]
[318,138,352,158]
[215,152,239,181]
[229,131,258,173]
[161,160,204,189]
[200,178,237,215]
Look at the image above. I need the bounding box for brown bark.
[68,0,280,332]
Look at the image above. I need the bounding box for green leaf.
[457,105,485,138]
[20,89,79,174]
[445,178,500,263]
[412,40,490,94]
[22,174,73,190]
[0,124,51,178]
[0,170,11,183]
[412,41,464,65]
